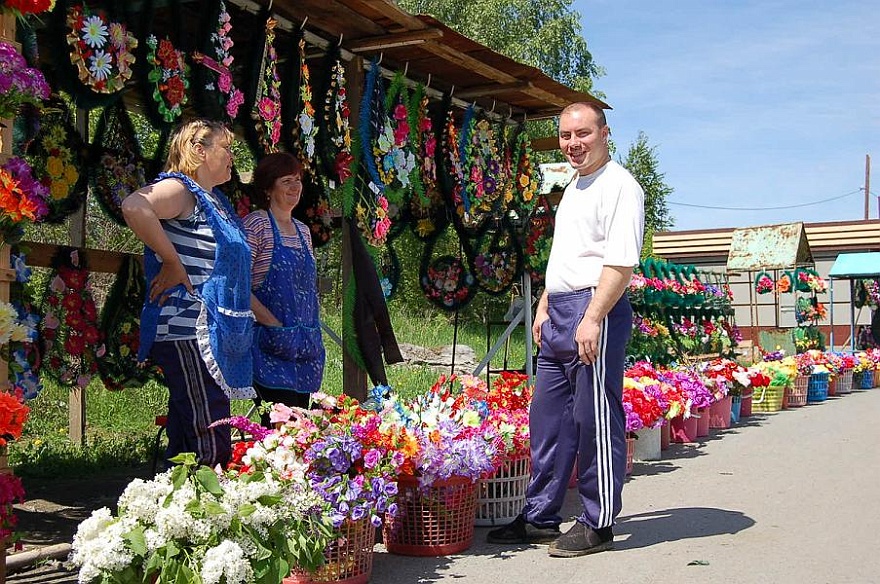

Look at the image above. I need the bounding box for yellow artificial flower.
[46,156,64,179]
[50,180,69,200]
[65,164,79,184]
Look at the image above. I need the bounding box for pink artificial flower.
[258,97,278,122]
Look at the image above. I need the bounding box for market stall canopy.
[726,222,814,272]
[828,252,880,279]
[233,0,607,117]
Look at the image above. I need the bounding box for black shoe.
[486,515,561,545]
[548,522,613,557]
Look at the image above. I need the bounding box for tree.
[619,132,674,257]
[398,0,603,92]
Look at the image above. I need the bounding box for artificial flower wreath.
[511,125,540,216]
[247,16,281,156]
[291,35,318,177]
[419,230,477,311]
[40,247,105,388]
[88,100,147,226]
[356,61,393,246]
[7,253,42,401]
[754,270,775,295]
[439,97,465,213]
[144,34,189,123]
[408,83,447,242]
[470,221,523,296]
[192,0,244,122]
[24,100,86,224]
[522,207,553,288]
[64,2,137,96]
[98,254,159,391]
[318,44,353,186]
[775,271,793,294]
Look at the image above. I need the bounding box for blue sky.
[573,0,879,231]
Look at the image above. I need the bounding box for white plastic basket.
[475,455,531,526]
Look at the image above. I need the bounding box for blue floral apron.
[252,213,325,393]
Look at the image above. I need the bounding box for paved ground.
[8,388,880,583]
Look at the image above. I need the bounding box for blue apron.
[252,212,325,393]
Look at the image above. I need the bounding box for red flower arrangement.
[40,249,105,388]
[0,0,54,17]
[0,386,28,447]
[0,472,25,540]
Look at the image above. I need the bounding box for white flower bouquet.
[69,453,334,584]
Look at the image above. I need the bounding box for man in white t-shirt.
[488,102,645,557]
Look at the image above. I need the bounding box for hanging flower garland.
[24,101,86,224]
[144,35,189,124]
[89,101,147,226]
[408,83,447,242]
[460,113,503,227]
[379,72,416,205]
[319,45,352,186]
[511,125,540,216]
[440,100,465,212]
[64,3,137,95]
[355,60,392,246]
[192,0,244,122]
[249,17,281,155]
[40,248,105,389]
[292,36,318,178]
[98,255,159,391]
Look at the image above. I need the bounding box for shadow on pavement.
[613,506,755,550]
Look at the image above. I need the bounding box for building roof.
[653,219,880,263]
[725,223,813,271]
[230,0,606,119]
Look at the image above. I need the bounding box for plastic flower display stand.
[475,455,530,527]
[751,385,784,413]
[383,475,477,556]
[739,389,754,418]
[695,407,710,436]
[788,375,809,407]
[708,396,732,429]
[836,369,853,395]
[634,426,661,461]
[806,372,829,403]
[625,436,635,475]
[284,519,376,584]
[669,415,698,443]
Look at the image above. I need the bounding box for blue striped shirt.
[156,203,216,340]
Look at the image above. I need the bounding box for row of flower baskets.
[69,372,532,584]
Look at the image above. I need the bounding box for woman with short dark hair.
[244,152,325,418]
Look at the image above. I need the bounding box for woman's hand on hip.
[150,260,193,303]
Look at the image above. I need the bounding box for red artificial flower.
[65,334,85,356]
[163,75,186,107]
[156,39,178,70]
[61,292,82,312]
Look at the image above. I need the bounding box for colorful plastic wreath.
[192,0,244,121]
[144,34,189,123]
[65,3,137,95]
[754,271,775,295]
[408,83,446,242]
[420,248,477,311]
[249,17,281,155]
[470,222,522,296]
[319,45,352,185]
[40,248,105,388]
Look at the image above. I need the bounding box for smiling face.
[268,173,303,213]
[558,104,610,176]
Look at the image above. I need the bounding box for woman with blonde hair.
[122,118,254,468]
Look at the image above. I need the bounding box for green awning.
[828,252,880,279]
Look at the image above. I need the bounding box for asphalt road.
[9,388,879,584]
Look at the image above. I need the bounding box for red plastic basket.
[383,474,477,556]
[283,519,376,584]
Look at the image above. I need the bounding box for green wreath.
[754,270,775,295]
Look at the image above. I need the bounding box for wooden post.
[67,108,89,446]
[341,56,367,401]
[0,11,15,582]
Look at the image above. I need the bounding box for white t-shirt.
[544,160,645,293]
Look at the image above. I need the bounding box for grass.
[9,301,530,478]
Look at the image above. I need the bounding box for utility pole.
[866,154,872,220]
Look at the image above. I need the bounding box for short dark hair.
[560,102,607,128]
[251,152,303,209]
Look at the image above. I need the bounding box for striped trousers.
[522,289,631,530]
[151,339,232,469]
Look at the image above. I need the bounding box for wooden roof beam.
[420,42,518,84]
[455,81,533,99]
[348,29,443,52]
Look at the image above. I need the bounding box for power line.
[668,189,861,211]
